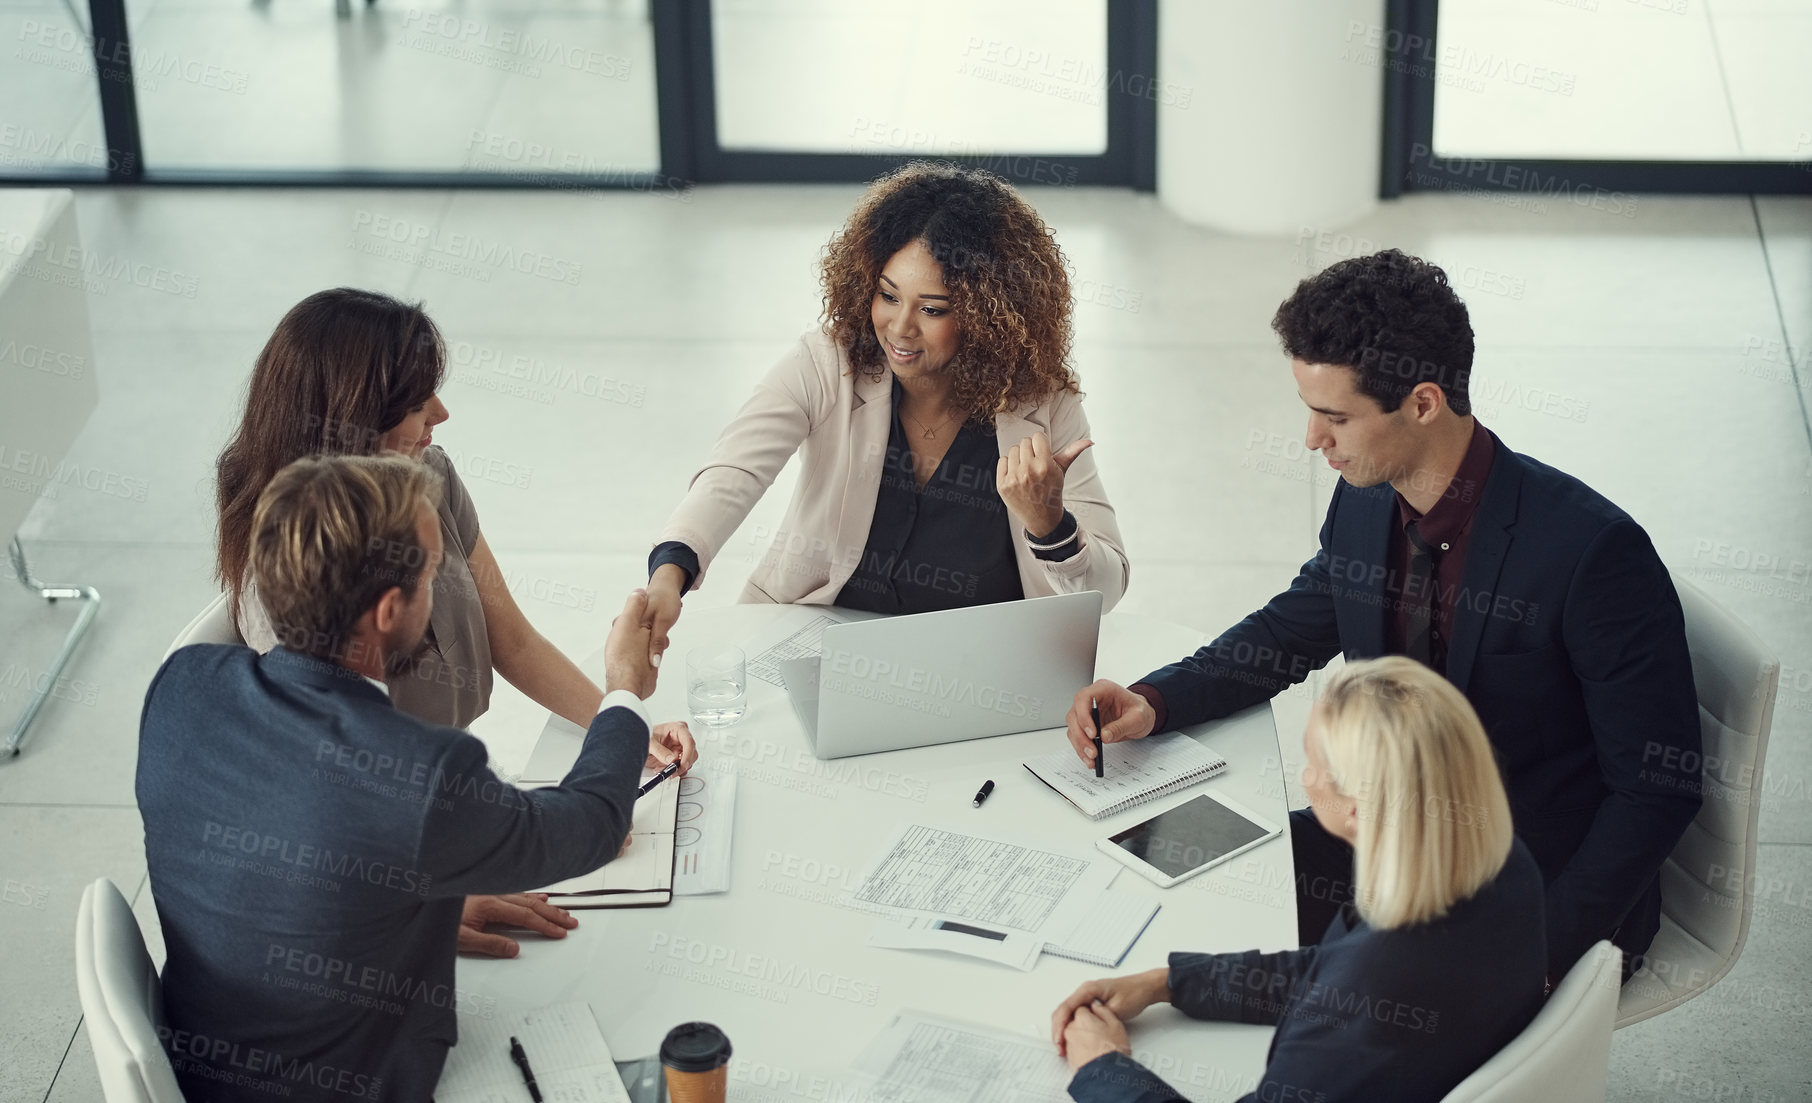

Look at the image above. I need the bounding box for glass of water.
[686,645,747,728]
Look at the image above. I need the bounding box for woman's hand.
[646,565,687,667]
[997,432,1092,538]
[1051,968,1169,1053]
[605,590,659,699]
[647,720,699,773]
[1060,1002,1132,1071]
[457,894,577,958]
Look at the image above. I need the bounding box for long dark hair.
[216,288,446,622]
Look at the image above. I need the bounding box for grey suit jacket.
[138,644,645,1103]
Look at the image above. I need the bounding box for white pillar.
[1157,0,1385,235]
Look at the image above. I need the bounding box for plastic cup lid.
[660,1022,732,1071]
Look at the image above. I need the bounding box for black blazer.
[1141,433,1701,975]
[1067,842,1548,1103]
[138,645,646,1103]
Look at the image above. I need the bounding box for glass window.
[2,0,112,175]
[712,0,1108,156]
[124,0,659,174]
[1434,0,1812,161]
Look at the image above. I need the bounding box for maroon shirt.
[1386,422,1496,672]
[1131,422,1497,731]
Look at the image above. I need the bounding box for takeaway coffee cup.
[661,1022,732,1103]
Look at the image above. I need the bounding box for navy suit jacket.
[1068,842,1548,1103]
[138,645,646,1103]
[1141,434,1702,975]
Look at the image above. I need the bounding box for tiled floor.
[1,184,1809,1102]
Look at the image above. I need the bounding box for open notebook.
[1023,733,1227,820]
[528,776,677,908]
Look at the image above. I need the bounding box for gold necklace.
[902,405,957,440]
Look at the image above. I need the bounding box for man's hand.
[1064,679,1157,766]
[457,894,578,958]
[646,565,687,668]
[646,720,699,773]
[605,589,659,699]
[1051,968,1169,1054]
[1059,1002,1133,1072]
[997,431,1092,538]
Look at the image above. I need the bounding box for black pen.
[972,779,995,807]
[638,760,681,797]
[509,1035,543,1103]
[1091,699,1104,778]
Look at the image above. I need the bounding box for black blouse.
[836,379,1024,613]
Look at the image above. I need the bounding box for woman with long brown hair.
[217,288,695,752]
[644,161,1128,654]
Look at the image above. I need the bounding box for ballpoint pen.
[1091,698,1104,778]
[638,759,681,797]
[509,1036,543,1103]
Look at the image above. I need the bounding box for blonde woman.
[1051,658,1545,1103]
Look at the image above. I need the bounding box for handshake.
[603,588,672,701]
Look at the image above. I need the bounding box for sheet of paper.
[673,765,737,895]
[436,1001,632,1103]
[846,824,1118,944]
[522,715,587,784]
[850,1011,1071,1103]
[866,915,1044,971]
[744,609,840,687]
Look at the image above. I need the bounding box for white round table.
[456,605,1301,1103]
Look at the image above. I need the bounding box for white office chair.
[162,592,244,662]
[74,879,186,1103]
[1440,940,1622,1103]
[1616,573,1779,1027]
[2,189,102,758]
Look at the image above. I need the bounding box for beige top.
[660,329,1129,609]
[236,446,494,729]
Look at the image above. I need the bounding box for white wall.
[1157,0,1386,235]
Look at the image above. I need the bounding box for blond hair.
[1313,657,1513,929]
[249,454,443,661]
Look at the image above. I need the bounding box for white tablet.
[1096,792,1284,888]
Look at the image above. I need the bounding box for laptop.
[779,590,1102,759]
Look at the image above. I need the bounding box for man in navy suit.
[139,454,693,1102]
[1063,250,1702,981]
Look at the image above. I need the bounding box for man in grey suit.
[138,453,691,1103]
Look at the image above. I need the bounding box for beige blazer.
[660,329,1128,610]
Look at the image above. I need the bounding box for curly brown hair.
[820,161,1077,424]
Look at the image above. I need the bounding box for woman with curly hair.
[644,161,1127,651]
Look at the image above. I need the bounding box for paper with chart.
[532,776,677,905]
[846,824,1118,949]
[435,1001,631,1103]
[744,609,840,687]
[850,1011,1071,1103]
[673,765,737,895]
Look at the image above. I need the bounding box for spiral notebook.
[1023,733,1228,820]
